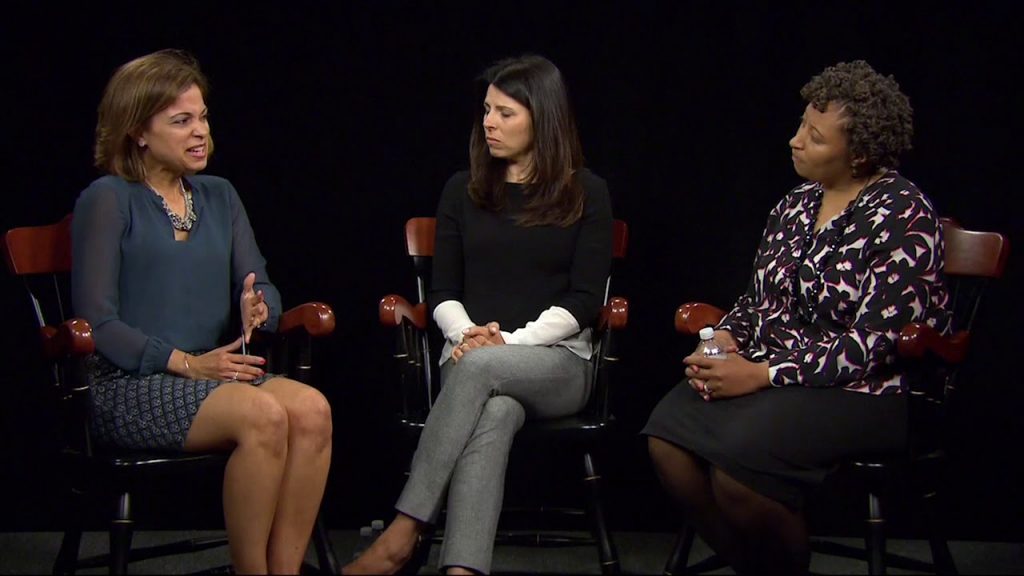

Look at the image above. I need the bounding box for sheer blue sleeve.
[71,183,174,374]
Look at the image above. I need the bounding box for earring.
[138,139,146,147]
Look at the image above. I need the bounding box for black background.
[2,2,1021,541]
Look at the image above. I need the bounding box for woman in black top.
[344,55,613,575]
[643,60,950,574]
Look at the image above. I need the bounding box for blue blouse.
[71,175,280,376]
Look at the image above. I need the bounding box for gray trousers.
[395,345,592,574]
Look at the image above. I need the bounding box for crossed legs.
[184,377,333,575]
[344,346,590,575]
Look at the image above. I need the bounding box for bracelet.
[183,353,193,377]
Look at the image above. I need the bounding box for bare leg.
[259,377,333,574]
[342,512,426,575]
[711,468,810,575]
[647,437,747,570]
[184,383,289,575]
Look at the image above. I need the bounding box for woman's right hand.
[187,337,266,381]
[688,330,739,394]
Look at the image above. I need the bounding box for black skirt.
[641,382,907,509]
[87,353,275,451]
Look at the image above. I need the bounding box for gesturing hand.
[452,322,504,364]
[189,337,266,381]
[240,272,269,344]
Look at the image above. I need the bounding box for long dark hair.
[468,54,585,227]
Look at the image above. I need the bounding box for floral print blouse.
[717,171,951,395]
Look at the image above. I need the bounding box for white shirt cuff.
[503,306,580,346]
[433,300,475,344]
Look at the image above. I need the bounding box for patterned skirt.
[87,353,274,451]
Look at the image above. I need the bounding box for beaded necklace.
[146,178,197,232]
[790,174,882,323]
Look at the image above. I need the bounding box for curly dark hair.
[800,60,913,177]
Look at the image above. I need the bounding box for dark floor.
[2,530,1022,575]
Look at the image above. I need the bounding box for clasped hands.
[452,321,505,364]
[684,330,770,401]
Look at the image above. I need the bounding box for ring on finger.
[233,370,239,380]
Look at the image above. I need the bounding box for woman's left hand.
[683,352,770,401]
[240,272,269,343]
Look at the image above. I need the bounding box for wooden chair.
[3,214,341,575]
[663,217,1010,575]
[378,217,629,574]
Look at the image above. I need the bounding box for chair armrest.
[277,302,336,338]
[41,318,95,361]
[897,323,969,365]
[675,302,727,336]
[598,297,628,331]
[379,294,427,330]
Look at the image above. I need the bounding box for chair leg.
[866,492,886,575]
[927,536,956,575]
[583,452,620,575]
[109,492,133,575]
[55,529,83,576]
[664,526,695,576]
[54,486,86,575]
[923,492,957,575]
[311,512,339,575]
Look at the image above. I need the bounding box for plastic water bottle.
[352,525,374,559]
[697,327,727,359]
[371,519,385,540]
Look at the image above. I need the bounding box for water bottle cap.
[699,327,716,340]
[359,526,373,536]
[371,519,385,530]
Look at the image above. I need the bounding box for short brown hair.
[800,60,912,178]
[94,49,213,180]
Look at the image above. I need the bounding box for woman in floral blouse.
[643,60,951,574]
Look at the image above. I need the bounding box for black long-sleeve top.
[428,169,613,336]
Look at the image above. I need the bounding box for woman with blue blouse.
[72,49,332,575]
[643,60,952,574]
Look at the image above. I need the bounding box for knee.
[444,350,502,396]
[647,436,673,464]
[286,387,333,450]
[647,436,708,486]
[710,467,759,511]
[647,436,685,470]
[241,392,289,455]
[451,348,502,380]
[481,396,525,433]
